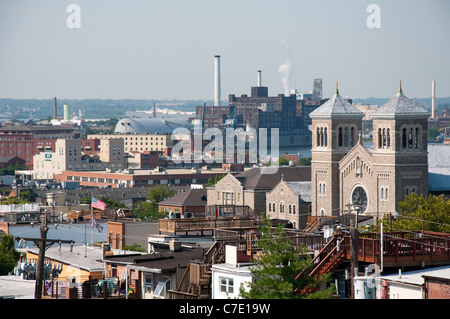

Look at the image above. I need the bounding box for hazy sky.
[0,0,449,100]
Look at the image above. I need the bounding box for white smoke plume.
[278,38,296,96]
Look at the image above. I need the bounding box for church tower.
[370,80,430,214]
[310,83,364,216]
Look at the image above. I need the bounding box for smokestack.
[432,80,436,118]
[54,97,57,119]
[257,70,262,87]
[153,102,156,118]
[214,55,221,107]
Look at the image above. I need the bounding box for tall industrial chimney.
[53,97,57,119]
[257,70,262,87]
[431,80,436,119]
[214,55,221,107]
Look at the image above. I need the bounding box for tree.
[239,214,335,299]
[298,157,312,166]
[369,193,450,233]
[134,185,175,221]
[428,126,441,140]
[279,157,289,166]
[0,233,21,275]
[123,243,146,252]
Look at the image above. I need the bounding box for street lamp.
[389,211,399,236]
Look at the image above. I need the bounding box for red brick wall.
[107,221,125,249]
[0,222,9,234]
[425,278,450,299]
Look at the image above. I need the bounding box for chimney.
[214,55,221,107]
[257,70,262,87]
[102,243,111,259]
[432,80,436,119]
[54,97,57,119]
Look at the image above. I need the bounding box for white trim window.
[220,276,234,295]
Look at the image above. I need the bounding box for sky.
[0,0,449,101]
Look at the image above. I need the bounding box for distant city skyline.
[0,0,449,100]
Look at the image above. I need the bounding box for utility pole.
[15,209,74,299]
[350,216,359,299]
[35,209,48,299]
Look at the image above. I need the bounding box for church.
[310,81,430,219]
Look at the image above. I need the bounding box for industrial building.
[33,138,126,180]
[88,132,175,153]
[0,122,77,167]
[55,166,236,188]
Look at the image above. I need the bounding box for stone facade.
[310,84,429,219]
[207,173,246,207]
[266,180,311,230]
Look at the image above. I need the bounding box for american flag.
[91,197,107,210]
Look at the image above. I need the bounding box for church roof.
[235,166,311,190]
[371,81,430,119]
[158,188,207,207]
[285,181,312,202]
[309,83,364,118]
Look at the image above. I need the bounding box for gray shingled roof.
[371,92,429,118]
[309,93,364,118]
[285,181,311,202]
[235,166,311,190]
[158,188,207,207]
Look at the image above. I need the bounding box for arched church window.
[387,128,390,149]
[338,128,343,147]
[350,127,354,147]
[414,127,419,149]
[316,128,320,147]
[408,128,413,149]
[344,127,349,147]
[320,127,324,147]
[324,128,328,147]
[402,128,407,149]
[382,128,386,148]
[378,128,382,149]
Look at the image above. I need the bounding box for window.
[153,278,171,299]
[220,277,234,294]
[145,275,153,295]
